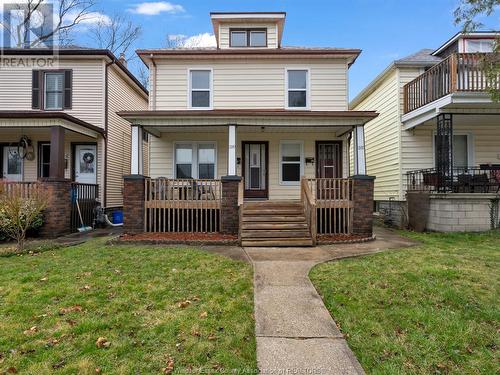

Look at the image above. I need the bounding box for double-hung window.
[175,142,216,179]
[280,141,303,185]
[44,72,65,110]
[189,69,212,109]
[286,69,309,109]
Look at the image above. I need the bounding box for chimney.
[119,53,127,67]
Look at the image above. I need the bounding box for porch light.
[305,157,315,165]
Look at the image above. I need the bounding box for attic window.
[230,29,267,47]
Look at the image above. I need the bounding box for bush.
[0,183,48,251]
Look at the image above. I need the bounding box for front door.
[2,146,23,181]
[242,141,268,198]
[316,141,342,178]
[74,145,97,184]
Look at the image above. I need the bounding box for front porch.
[120,110,377,245]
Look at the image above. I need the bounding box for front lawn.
[310,231,500,375]
[0,239,256,374]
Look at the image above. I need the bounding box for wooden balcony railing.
[403,53,499,113]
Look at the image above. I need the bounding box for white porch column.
[353,125,367,175]
[131,125,144,175]
[227,124,237,176]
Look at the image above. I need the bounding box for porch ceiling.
[0,111,103,138]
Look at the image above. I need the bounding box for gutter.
[150,54,157,111]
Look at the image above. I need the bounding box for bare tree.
[165,34,186,49]
[0,0,97,48]
[137,65,149,89]
[88,12,141,60]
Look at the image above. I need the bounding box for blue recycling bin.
[112,210,123,224]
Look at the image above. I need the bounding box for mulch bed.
[117,232,239,246]
[317,234,376,245]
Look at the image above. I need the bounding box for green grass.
[310,231,500,375]
[0,239,256,374]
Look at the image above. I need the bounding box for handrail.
[403,52,497,113]
[301,177,317,245]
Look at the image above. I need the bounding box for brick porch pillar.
[220,175,241,234]
[123,175,146,234]
[352,175,376,237]
[39,179,72,238]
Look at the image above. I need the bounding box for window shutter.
[63,70,72,109]
[32,70,40,109]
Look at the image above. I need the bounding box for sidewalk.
[244,226,417,374]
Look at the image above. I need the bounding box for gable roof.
[1,47,148,96]
[350,49,441,109]
[432,31,500,56]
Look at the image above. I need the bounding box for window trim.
[285,68,310,110]
[432,131,474,168]
[229,28,268,48]
[187,68,213,110]
[279,140,304,186]
[173,141,218,179]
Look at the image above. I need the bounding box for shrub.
[0,182,48,251]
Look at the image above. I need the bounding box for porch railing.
[0,181,39,198]
[406,166,500,193]
[302,177,353,236]
[70,183,99,232]
[403,53,499,113]
[300,178,317,244]
[144,178,222,232]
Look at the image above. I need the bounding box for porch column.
[49,126,65,179]
[436,113,453,192]
[352,125,366,176]
[227,124,237,176]
[131,125,144,175]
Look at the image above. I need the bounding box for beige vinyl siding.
[0,58,105,128]
[106,66,148,208]
[351,69,401,200]
[0,131,101,182]
[149,131,348,200]
[219,23,278,48]
[153,59,348,111]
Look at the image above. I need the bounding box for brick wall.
[39,179,72,238]
[352,175,375,237]
[220,176,241,234]
[123,175,146,234]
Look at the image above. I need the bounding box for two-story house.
[0,48,148,233]
[120,12,378,246]
[351,31,500,232]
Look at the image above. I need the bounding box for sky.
[3,0,499,100]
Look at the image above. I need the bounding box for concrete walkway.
[244,226,417,374]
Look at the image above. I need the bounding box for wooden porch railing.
[144,178,222,232]
[0,181,38,198]
[300,177,317,245]
[404,53,499,113]
[302,177,353,237]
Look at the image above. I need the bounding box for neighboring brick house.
[120,12,378,246]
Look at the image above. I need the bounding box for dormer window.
[230,29,267,47]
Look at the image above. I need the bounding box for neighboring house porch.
[119,110,378,246]
[402,52,500,232]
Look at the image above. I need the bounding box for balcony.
[403,53,499,114]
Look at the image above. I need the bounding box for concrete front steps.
[241,201,313,247]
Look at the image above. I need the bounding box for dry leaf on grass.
[40,277,48,282]
[59,305,83,315]
[207,333,216,341]
[23,326,38,335]
[162,358,174,374]
[6,367,17,373]
[199,311,208,319]
[95,337,111,349]
[177,300,191,308]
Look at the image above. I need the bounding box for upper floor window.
[465,39,494,53]
[286,69,309,109]
[189,69,212,109]
[230,29,267,47]
[32,70,72,110]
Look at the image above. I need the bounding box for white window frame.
[432,131,474,168]
[285,68,310,110]
[173,141,217,179]
[279,140,304,186]
[44,71,65,110]
[187,68,213,110]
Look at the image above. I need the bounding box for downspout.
[150,54,157,110]
[103,58,115,209]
